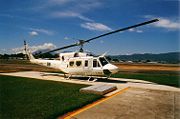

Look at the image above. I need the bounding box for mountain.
[109,52,180,64]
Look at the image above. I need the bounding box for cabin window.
[62,56,64,61]
[93,59,97,67]
[85,60,88,67]
[76,61,82,67]
[69,61,74,67]
[93,59,101,67]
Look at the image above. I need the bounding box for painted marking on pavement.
[62,87,130,119]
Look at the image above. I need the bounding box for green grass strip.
[112,73,180,87]
[0,75,102,119]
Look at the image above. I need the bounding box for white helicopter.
[24,19,158,81]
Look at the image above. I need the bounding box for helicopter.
[24,19,159,81]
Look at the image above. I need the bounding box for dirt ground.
[114,63,180,72]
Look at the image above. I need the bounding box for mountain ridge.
[109,52,180,64]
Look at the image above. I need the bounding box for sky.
[0,0,179,55]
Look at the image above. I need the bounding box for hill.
[109,52,180,64]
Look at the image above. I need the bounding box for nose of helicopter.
[103,64,119,75]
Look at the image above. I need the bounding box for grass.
[0,75,102,119]
[112,71,180,87]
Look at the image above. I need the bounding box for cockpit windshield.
[99,57,108,66]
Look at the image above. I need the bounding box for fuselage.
[30,55,119,77]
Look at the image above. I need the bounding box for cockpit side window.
[98,62,100,67]
[99,57,108,66]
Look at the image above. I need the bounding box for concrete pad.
[80,84,117,95]
[68,88,180,119]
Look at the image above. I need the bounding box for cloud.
[0,49,7,54]
[129,28,143,33]
[49,0,74,5]
[29,31,38,36]
[48,0,102,22]
[0,13,38,22]
[144,15,180,30]
[22,27,54,35]
[28,28,54,35]
[46,0,101,11]
[74,0,102,11]
[137,30,143,33]
[11,43,56,54]
[31,0,104,30]
[154,18,180,30]
[51,11,93,22]
[64,36,71,40]
[80,22,112,31]
[100,40,104,43]
[30,43,56,53]
[136,30,143,33]
[77,15,94,22]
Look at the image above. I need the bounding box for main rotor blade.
[84,19,158,43]
[38,19,158,55]
[41,43,78,54]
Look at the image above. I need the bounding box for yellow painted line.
[62,87,130,119]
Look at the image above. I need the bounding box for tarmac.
[65,88,180,119]
[1,71,180,119]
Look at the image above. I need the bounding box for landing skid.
[87,76,111,82]
[41,72,110,82]
[64,74,99,82]
[64,74,72,80]
[88,77,98,82]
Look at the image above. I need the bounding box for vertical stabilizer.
[24,40,35,60]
